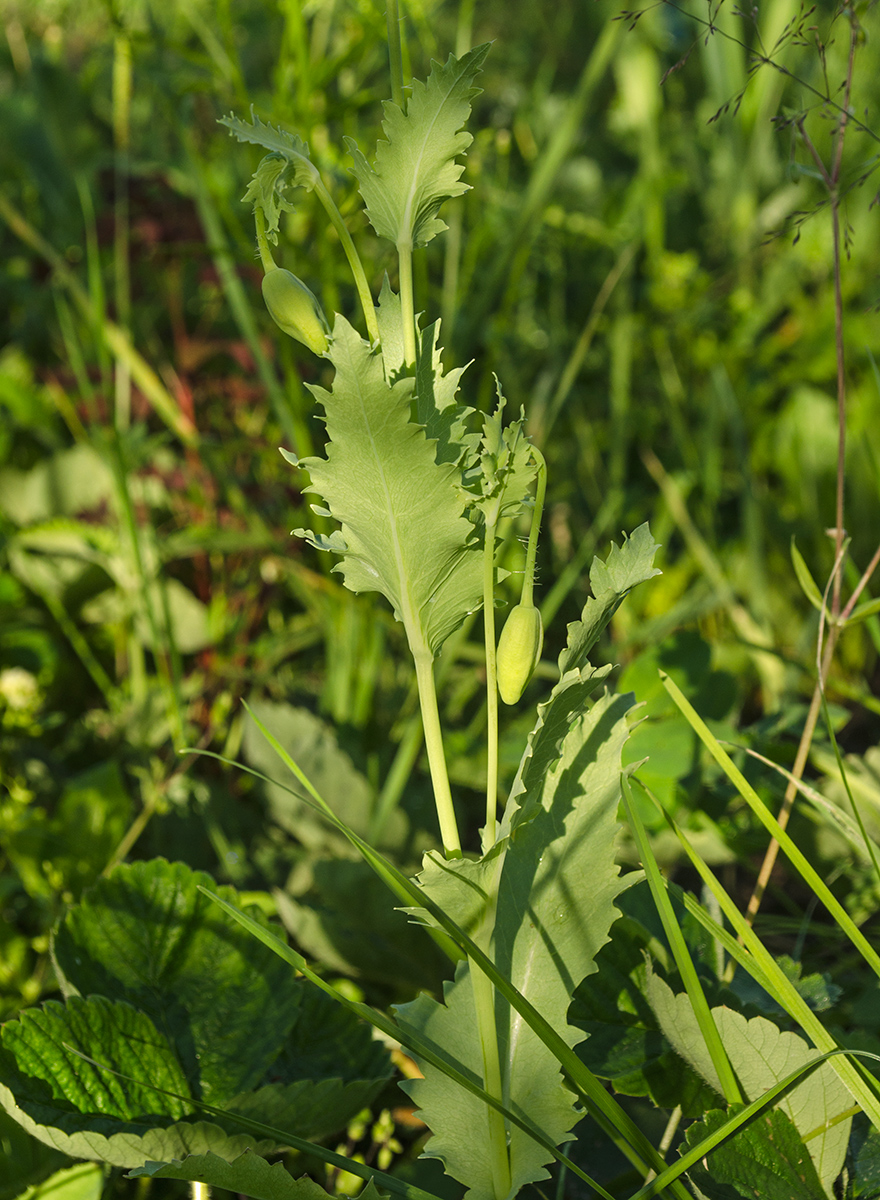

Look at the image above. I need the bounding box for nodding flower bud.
[261,268,329,355]
[496,602,543,705]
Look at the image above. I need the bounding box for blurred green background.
[1,0,879,1190]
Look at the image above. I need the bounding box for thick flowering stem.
[483,514,500,852]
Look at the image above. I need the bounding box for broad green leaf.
[346,45,489,250]
[293,317,483,655]
[51,859,302,1105]
[131,1154,386,1200]
[0,444,113,526]
[685,1106,825,1200]
[0,994,270,1168]
[397,691,634,1200]
[559,524,662,675]
[11,1163,104,1200]
[647,974,852,1197]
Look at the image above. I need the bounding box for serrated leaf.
[346,45,489,249]
[129,1148,373,1199]
[559,524,661,675]
[220,112,317,192]
[51,859,302,1105]
[686,1106,826,1200]
[414,320,475,467]
[396,691,633,1200]
[376,276,407,382]
[293,317,483,655]
[647,974,852,1197]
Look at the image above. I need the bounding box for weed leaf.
[346,46,490,250]
[647,972,853,1196]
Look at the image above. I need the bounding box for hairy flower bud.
[496,603,543,705]
[261,268,328,354]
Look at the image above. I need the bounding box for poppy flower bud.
[261,268,329,354]
[496,603,543,705]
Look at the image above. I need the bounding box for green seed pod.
[496,603,543,705]
[261,268,329,354]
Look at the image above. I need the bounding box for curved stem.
[483,517,500,851]
[413,650,461,858]
[312,175,380,344]
[254,206,277,273]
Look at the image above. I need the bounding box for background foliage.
[1,0,879,1195]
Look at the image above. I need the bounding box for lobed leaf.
[293,316,483,656]
[346,46,489,249]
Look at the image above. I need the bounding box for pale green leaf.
[346,46,489,249]
[647,974,853,1198]
[461,383,536,524]
[397,691,634,1200]
[414,320,474,467]
[129,1150,339,1198]
[11,1163,104,1200]
[376,276,407,382]
[293,316,483,655]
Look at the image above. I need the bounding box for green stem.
[483,516,500,851]
[254,206,277,272]
[312,175,380,344]
[522,446,547,606]
[413,650,461,857]
[471,964,512,1200]
[385,0,404,108]
[398,238,417,367]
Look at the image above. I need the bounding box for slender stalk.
[313,175,380,344]
[747,12,860,923]
[483,517,500,850]
[385,0,404,108]
[191,1183,211,1200]
[413,650,461,857]
[398,238,417,366]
